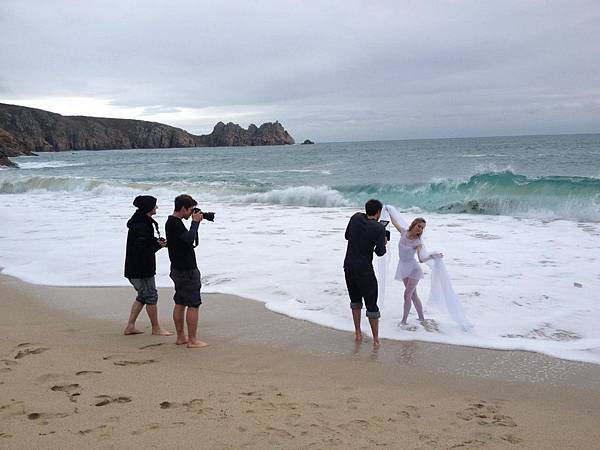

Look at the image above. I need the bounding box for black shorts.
[170,268,202,307]
[344,267,380,319]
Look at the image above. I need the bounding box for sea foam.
[0,189,598,364]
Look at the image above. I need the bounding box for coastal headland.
[0,102,295,166]
[1,274,598,448]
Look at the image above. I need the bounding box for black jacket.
[343,212,387,271]
[124,211,161,279]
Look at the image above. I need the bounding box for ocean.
[1,134,599,364]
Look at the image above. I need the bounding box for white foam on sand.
[0,190,599,364]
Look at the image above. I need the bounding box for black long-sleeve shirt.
[343,212,386,271]
[165,216,199,271]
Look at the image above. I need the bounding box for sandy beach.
[1,274,599,449]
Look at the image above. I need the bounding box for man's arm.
[179,221,199,245]
[345,213,356,240]
[374,228,387,257]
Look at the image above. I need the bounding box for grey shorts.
[128,277,158,305]
[170,268,202,308]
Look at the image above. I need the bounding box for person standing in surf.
[123,195,172,336]
[343,199,388,347]
[389,217,442,325]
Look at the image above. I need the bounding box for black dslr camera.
[192,207,215,222]
[380,220,391,241]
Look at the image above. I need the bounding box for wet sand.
[1,274,599,449]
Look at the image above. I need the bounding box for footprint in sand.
[77,424,107,435]
[131,421,186,435]
[103,353,158,366]
[51,383,81,402]
[14,347,49,360]
[94,395,132,407]
[27,411,70,421]
[139,343,165,350]
[0,400,24,415]
[159,399,207,414]
[398,323,418,331]
[75,370,103,376]
[113,359,157,366]
[0,433,14,439]
[501,434,523,444]
[456,401,517,427]
[420,319,440,332]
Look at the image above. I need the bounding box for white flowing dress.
[394,230,424,280]
[381,204,474,331]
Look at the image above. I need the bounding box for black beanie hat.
[133,195,157,214]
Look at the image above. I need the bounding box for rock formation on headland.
[0,103,295,166]
[302,139,315,145]
[198,121,295,147]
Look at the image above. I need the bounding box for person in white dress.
[390,217,442,325]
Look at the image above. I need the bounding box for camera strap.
[151,218,162,240]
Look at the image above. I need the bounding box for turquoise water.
[4,133,600,221]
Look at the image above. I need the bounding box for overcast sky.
[1,0,599,142]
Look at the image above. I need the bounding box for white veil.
[378,205,473,332]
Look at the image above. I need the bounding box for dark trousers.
[344,266,380,319]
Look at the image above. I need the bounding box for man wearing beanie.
[123,195,172,336]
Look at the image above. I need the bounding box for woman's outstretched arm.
[390,216,405,233]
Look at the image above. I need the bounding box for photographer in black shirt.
[165,194,208,348]
[343,199,387,347]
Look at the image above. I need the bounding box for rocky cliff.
[197,121,295,147]
[0,103,295,166]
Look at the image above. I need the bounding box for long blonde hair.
[408,217,426,232]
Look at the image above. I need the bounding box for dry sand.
[1,274,599,449]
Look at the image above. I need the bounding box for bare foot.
[175,337,189,345]
[123,328,144,336]
[354,331,363,342]
[152,329,174,336]
[373,339,381,348]
[186,340,209,349]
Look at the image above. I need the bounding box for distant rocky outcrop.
[197,121,295,147]
[301,139,315,145]
[0,103,295,166]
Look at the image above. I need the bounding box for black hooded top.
[124,210,162,279]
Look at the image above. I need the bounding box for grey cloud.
[1,0,599,141]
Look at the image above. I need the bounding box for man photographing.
[343,198,387,347]
[165,194,209,348]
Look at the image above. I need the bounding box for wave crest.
[233,185,351,207]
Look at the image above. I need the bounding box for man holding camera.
[344,198,388,347]
[123,195,172,336]
[165,194,208,348]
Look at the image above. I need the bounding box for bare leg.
[124,300,144,335]
[352,309,363,342]
[368,317,380,347]
[145,304,173,336]
[400,278,418,324]
[173,304,188,345]
[186,307,208,348]
[411,289,425,321]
